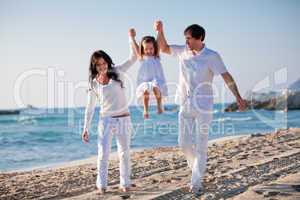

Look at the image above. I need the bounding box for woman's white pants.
[96,116,132,189]
[178,109,212,189]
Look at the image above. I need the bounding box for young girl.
[82,29,137,194]
[132,35,168,119]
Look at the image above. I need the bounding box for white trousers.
[96,116,132,189]
[178,108,212,189]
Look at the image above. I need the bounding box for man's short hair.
[184,24,206,41]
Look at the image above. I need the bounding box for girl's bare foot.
[157,104,163,114]
[153,87,163,114]
[143,111,149,119]
[96,188,106,195]
[143,91,149,119]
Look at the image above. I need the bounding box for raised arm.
[221,72,247,111]
[114,28,138,72]
[154,20,171,55]
[130,29,142,59]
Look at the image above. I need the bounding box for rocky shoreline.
[224,91,300,112]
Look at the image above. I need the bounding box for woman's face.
[142,41,155,56]
[95,57,108,73]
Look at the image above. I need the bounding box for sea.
[1,103,299,172]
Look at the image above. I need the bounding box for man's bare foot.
[157,104,163,114]
[144,111,149,119]
[96,188,106,194]
[189,185,204,197]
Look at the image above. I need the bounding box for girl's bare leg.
[153,86,163,114]
[143,90,150,119]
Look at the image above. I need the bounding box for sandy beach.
[1,128,300,200]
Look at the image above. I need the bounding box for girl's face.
[142,41,155,56]
[95,57,108,73]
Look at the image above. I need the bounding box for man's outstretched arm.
[154,20,171,55]
[221,72,247,111]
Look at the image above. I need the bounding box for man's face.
[184,32,201,50]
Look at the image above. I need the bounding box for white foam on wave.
[213,116,253,122]
[17,116,38,125]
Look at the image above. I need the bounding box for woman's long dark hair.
[89,50,124,88]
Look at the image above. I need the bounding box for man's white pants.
[178,109,212,189]
[96,116,132,189]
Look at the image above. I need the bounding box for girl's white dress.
[136,56,168,103]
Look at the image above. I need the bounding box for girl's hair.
[89,50,124,88]
[140,36,159,58]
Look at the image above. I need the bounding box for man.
[154,21,247,196]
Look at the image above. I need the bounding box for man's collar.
[188,44,206,56]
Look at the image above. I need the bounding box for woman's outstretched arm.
[82,84,97,143]
[83,87,97,130]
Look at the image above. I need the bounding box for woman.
[82,29,137,194]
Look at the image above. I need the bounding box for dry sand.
[1,128,300,200]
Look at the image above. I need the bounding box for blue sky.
[0,0,299,108]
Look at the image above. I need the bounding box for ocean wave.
[213,116,253,122]
[0,118,17,124]
[18,114,71,124]
[0,112,67,125]
[17,116,38,125]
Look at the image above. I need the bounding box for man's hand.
[236,97,247,111]
[154,20,171,54]
[82,129,89,143]
[154,20,163,32]
[222,72,247,111]
[128,28,136,38]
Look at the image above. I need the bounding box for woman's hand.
[82,129,89,143]
[154,20,163,32]
[128,28,136,38]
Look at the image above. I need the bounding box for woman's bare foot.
[96,188,106,195]
[120,187,130,192]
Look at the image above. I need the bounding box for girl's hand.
[82,130,89,143]
[128,28,136,38]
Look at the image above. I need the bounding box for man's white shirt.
[170,44,227,112]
